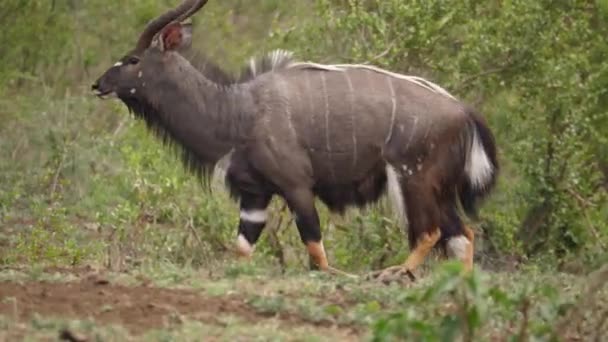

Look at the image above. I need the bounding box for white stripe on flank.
[386,165,407,226]
[288,62,455,100]
[304,72,316,125]
[276,77,297,137]
[404,116,418,151]
[447,236,470,260]
[249,58,257,76]
[385,77,397,144]
[320,72,335,180]
[465,129,494,190]
[343,72,357,168]
[240,209,267,223]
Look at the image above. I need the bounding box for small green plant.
[3,207,102,266]
[370,262,577,341]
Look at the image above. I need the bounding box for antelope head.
[91,0,209,100]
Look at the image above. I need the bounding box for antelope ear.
[160,22,193,51]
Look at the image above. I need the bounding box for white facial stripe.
[240,209,267,223]
[236,234,254,256]
[113,61,123,67]
[447,236,470,260]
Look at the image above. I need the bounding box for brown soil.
[0,274,361,338]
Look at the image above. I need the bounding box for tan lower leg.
[306,241,329,270]
[236,234,254,258]
[447,227,475,272]
[462,226,475,271]
[403,229,441,271]
[463,226,475,244]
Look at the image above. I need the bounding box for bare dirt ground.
[0,269,363,341]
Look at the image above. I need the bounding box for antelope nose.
[91,82,99,91]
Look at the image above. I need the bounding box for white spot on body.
[465,129,494,190]
[240,209,267,224]
[386,165,408,226]
[402,164,414,176]
[236,234,254,256]
[130,88,136,94]
[447,236,470,260]
[138,71,143,78]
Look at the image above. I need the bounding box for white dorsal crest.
[288,62,456,100]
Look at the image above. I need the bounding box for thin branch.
[10,136,26,161]
[186,216,204,249]
[363,42,395,65]
[517,298,531,342]
[556,263,608,337]
[594,309,608,342]
[266,201,291,272]
[49,149,67,200]
[566,187,606,249]
[566,188,595,208]
[454,65,513,92]
[112,117,129,138]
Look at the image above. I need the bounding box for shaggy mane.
[180,48,297,85]
[122,49,298,188]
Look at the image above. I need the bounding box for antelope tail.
[459,110,499,218]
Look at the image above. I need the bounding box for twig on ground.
[556,263,608,337]
[49,149,67,199]
[266,201,290,272]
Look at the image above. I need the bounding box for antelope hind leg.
[367,228,441,283]
[446,226,475,272]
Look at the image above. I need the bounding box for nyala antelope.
[92,0,498,281]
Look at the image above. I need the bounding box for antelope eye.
[126,56,140,65]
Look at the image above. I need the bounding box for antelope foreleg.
[286,188,358,279]
[234,192,272,258]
